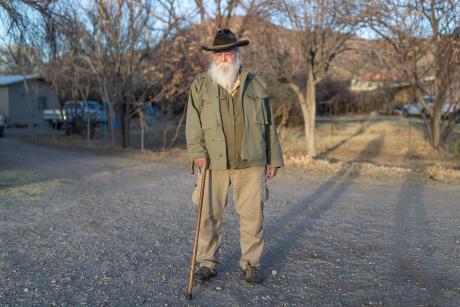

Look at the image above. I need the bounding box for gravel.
[1,137,459,306]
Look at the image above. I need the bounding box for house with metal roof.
[0,74,59,127]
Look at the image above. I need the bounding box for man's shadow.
[391,151,459,304]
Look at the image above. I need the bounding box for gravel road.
[1,137,459,306]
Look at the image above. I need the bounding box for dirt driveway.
[1,137,459,306]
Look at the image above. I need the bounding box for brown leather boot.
[194,266,217,281]
[242,262,262,284]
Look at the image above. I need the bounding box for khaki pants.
[192,165,268,270]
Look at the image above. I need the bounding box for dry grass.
[0,179,64,200]
[23,117,460,183]
[281,117,460,183]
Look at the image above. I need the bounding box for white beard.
[207,55,242,91]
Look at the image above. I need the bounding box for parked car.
[43,109,65,129]
[64,100,108,138]
[391,103,404,116]
[64,100,107,124]
[402,96,459,119]
[441,101,460,119]
[0,114,5,137]
[402,96,433,117]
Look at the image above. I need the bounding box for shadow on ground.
[218,135,385,277]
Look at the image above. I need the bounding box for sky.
[0,0,380,49]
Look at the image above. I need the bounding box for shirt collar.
[228,74,241,96]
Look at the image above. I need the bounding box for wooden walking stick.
[186,161,207,300]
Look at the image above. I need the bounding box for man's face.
[208,48,241,90]
[213,50,236,65]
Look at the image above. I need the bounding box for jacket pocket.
[200,97,220,160]
[201,96,219,130]
[246,93,269,125]
[192,183,199,206]
[192,172,204,206]
[244,93,268,162]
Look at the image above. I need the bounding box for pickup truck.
[64,100,107,124]
[43,101,108,130]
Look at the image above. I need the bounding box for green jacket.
[185,68,284,170]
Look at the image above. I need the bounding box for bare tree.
[193,0,274,39]
[364,0,460,150]
[0,44,43,74]
[0,1,56,77]
[0,0,52,32]
[75,0,182,147]
[278,0,359,157]
[6,0,181,147]
[151,1,273,149]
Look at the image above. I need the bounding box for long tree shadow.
[219,135,384,274]
[262,135,384,273]
[317,120,372,159]
[391,153,459,304]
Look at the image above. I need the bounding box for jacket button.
[218,138,222,142]
[219,153,222,157]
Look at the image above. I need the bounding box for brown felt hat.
[202,28,249,52]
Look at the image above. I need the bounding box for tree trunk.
[108,103,115,145]
[117,102,130,148]
[124,102,130,147]
[140,122,144,151]
[167,103,187,149]
[86,114,90,142]
[431,103,442,150]
[304,62,316,157]
[116,105,127,148]
[167,102,173,119]
[288,65,317,158]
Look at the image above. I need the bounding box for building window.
[38,97,47,110]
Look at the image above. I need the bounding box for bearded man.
[185,28,284,284]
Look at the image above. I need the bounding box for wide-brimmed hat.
[202,28,249,52]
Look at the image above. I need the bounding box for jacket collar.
[238,68,251,104]
[207,67,252,101]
